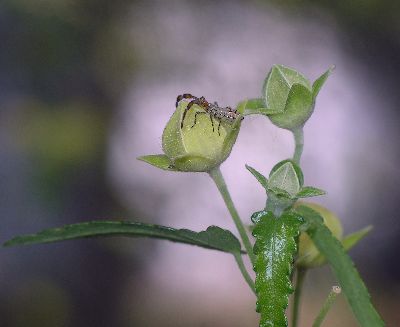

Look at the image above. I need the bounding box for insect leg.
[181,99,199,129]
[191,111,207,128]
[217,119,222,136]
[209,114,215,132]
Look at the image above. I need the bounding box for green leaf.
[3,221,242,254]
[252,210,303,327]
[296,186,326,198]
[245,164,268,189]
[245,107,283,116]
[342,225,373,252]
[263,65,311,112]
[137,154,178,171]
[295,205,385,327]
[240,98,265,110]
[236,99,282,116]
[267,187,293,200]
[312,65,335,99]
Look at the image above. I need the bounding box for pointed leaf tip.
[312,66,335,99]
[137,154,178,171]
[296,186,326,198]
[342,225,373,252]
[245,164,268,189]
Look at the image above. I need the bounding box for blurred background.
[1,0,400,326]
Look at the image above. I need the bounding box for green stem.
[292,267,307,327]
[292,127,304,165]
[312,286,341,327]
[209,167,256,267]
[234,253,256,294]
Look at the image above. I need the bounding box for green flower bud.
[261,65,333,131]
[296,202,343,268]
[263,159,304,215]
[268,159,304,198]
[139,100,242,172]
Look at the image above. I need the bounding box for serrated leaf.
[3,221,242,254]
[263,65,311,112]
[137,154,178,171]
[295,205,384,327]
[342,226,373,252]
[296,186,326,198]
[312,65,335,99]
[252,210,303,327]
[245,164,268,189]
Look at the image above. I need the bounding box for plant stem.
[292,267,307,327]
[292,127,304,165]
[234,253,256,294]
[312,286,341,327]
[209,167,256,267]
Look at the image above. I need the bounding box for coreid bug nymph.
[176,93,243,136]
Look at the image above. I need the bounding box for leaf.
[263,65,311,112]
[267,187,293,200]
[137,154,178,171]
[3,221,242,255]
[240,98,265,110]
[305,225,373,268]
[245,107,283,116]
[236,99,282,116]
[245,164,268,189]
[252,210,303,327]
[342,225,373,252]
[312,65,335,99]
[296,186,326,198]
[295,205,385,327]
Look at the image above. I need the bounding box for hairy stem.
[209,167,256,267]
[292,267,307,327]
[312,286,341,327]
[292,127,304,165]
[234,253,256,293]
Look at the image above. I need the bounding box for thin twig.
[292,267,307,327]
[312,285,342,327]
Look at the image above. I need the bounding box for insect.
[176,93,243,135]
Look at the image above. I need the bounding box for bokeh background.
[1,0,400,326]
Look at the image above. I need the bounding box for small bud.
[264,160,304,215]
[261,65,333,131]
[160,101,242,172]
[268,159,304,198]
